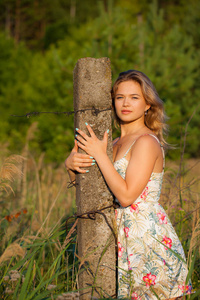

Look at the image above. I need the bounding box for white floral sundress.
[114,134,192,300]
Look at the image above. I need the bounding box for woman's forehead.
[116,80,142,94]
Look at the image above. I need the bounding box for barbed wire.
[65,202,119,246]
[11,106,112,118]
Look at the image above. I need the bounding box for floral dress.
[114,134,192,300]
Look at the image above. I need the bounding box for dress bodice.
[113,135,164,205]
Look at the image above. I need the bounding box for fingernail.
[92,159,96,162]
[75,134,77,137]
[86,170,89,173]
[75,128,79,131]
[90,156,93,159]
[107,129,109,133]
[92,162,95,166]
[85,122,88,126]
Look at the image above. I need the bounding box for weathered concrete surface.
[73,58,116,299]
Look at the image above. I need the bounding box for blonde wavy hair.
[111,70,169,148]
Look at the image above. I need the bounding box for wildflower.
[15,212,21,218]
[178,208,184,211]
[9,270,21,281]
[118,242,124,257]
[143,272,156,287]
[157,211,167,224]
[5,215,13,222]
[130,203,139,213]
[124,227,129,237]
[162,235,172,250]
[47,284,57,290]
[3,276,9,281]
[5,288,13,294]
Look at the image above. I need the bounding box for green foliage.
[0,0,200,161]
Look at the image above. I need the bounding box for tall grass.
[0,125,200,299]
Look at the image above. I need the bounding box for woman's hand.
[75,123,109,160]
[65,140,95,174]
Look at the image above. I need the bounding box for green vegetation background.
[0,0,200,162]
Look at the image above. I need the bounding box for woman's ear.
[145,104,151,112]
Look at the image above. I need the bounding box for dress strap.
[147,134,165,169]
[123,140,137,158]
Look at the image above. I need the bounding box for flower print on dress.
[130,203,139,213]
[114,137,190,299]
[131,292,140,299]
[178,284,192,294]
[127,257,131,268]
[162,235,172,250]
[143,272,156,287]
[157,211,167,224]
[118,242,124,257]
[124,227,129,237]
[140,186,148,201]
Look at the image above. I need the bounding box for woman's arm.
[76,125,161,207]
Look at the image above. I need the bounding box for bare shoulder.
[132,134,161,155]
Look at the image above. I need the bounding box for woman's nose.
[123,97,129,106]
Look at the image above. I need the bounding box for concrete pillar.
[73,58,116,299]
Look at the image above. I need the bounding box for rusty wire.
[65,202,119,246]
[11,106,112,118]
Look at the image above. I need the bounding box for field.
[0,144,199,299]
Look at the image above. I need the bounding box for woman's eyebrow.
[116,93,140,96]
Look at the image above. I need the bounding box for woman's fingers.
[76,167,90,174]
[75,134,87,146]
[73,139,78,152]
[75,127,90,141]
[75,161,95,167]
[85,123,96,138]
[74,160,95,173]
[76,141,87,151]
[75,124,96,139]
[74,153,93,161]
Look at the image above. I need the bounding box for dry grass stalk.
[31,153,44,223]
[35,180,66,239]
[21,123,38,206]
[188,210,200,258]
[0,155,25,194]
[62,219,78,250]
[0,242,25,265]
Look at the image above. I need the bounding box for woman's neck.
[120,120,148,138]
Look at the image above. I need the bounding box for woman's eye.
[132,97,138,100]
[116,97,123,100]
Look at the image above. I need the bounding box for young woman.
[65,70,191,299]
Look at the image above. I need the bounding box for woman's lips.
[121,110,132,114]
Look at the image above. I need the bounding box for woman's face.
[114,80,150,124]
